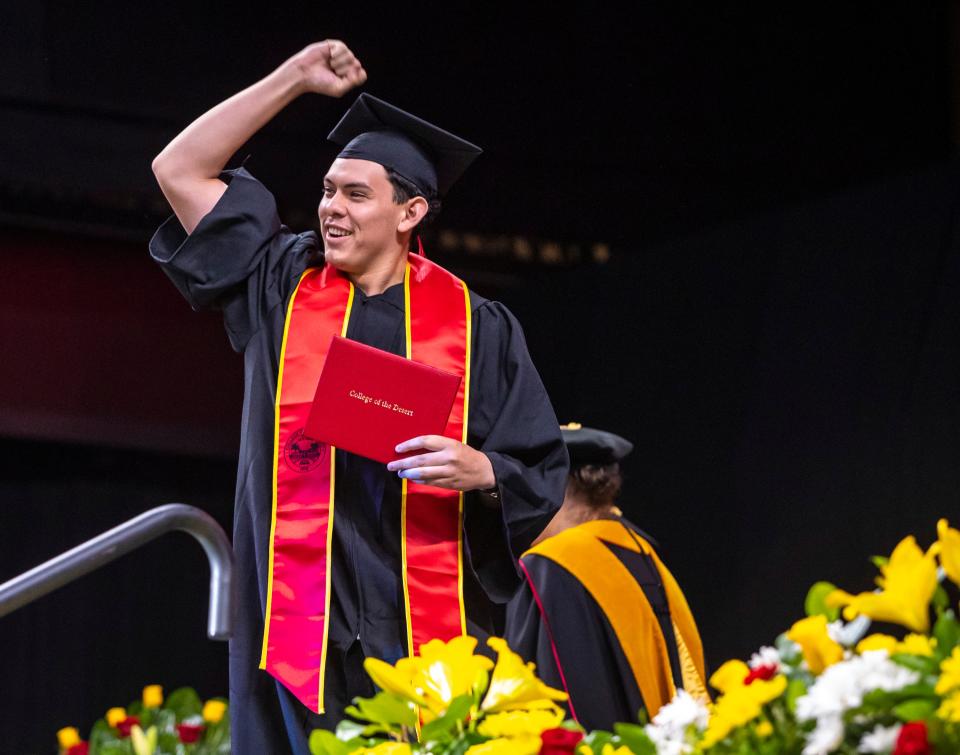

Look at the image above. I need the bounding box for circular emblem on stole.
[284,429,329,473]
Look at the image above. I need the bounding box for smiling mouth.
[325,227,353,240]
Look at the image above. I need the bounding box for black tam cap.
[560,423,634,466]
[327,92,482,198]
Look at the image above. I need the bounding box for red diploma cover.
[304,336,462,463]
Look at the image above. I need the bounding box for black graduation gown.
[149,166,569,754]
[504,518,685,732]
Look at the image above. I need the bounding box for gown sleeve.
[148,165,320,352]
[463,300,569,603]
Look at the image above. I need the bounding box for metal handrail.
[0,504,234,640]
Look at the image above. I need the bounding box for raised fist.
[292,40,367,98]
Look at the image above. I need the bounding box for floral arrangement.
[310,518,960,754]
[56,685,229,754]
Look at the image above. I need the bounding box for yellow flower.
[600,746,633,755]
[938,690,960,722]
[897,633,936,657]
[105,707,127,727]
[856,633,898,655]
[415,635,494,709]
[855,633,936,657]
[935,518,960,588]
[756,720,774,738]
[465,736,541,755]
[481,637,567,712]
[202,699,228,724]
[350,743,412,755]
[786,616,844,675]
[365,636,492,714]
[364,657,432,708]
[57,726,81,749]
[700,675,787,748]
[577,746,593,755]
[826,535,938,633]
[142,684,163,708]
[130,724,158,755]
[709,660,749,694]
[477,708,565,738]
[935,646,960,695]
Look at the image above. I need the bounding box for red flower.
[744,664,778,685]
[540,727,584,755]
[894,722,930,755]
[66,744,90,755]
[116,716,140,738]
[177,722,205,743]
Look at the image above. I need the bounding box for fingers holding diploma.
[388,435,496,492]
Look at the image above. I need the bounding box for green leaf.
[164,688,203,721]
[88,719,116,755]
[890,653,938,675]
[309,729,352,755]
[440,731,487,755]
[892,698,938,722]
[785,677,807,714]
[334,719,369,741]
[420,694,474,742]
[581,730,614,755]
[613,722,656,754]
[933,609,960,661]
[154,709,178,736]
[155,730,181,755]
[804,581,840,620]
[343,691,417,729]
[933,585,951,614]
[95,742,133,755]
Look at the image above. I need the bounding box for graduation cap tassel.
[416,233,426,257]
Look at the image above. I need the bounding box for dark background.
[2,3,960,751]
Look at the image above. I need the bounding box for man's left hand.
[387,436,496,491]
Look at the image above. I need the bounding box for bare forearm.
[150,40,366,234]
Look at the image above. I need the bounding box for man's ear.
[397,196,429,233]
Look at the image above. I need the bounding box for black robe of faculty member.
[505,518,686,732]
[149,166,568,755]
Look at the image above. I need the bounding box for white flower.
[795,651,918,754]
[858,724,902,753]
[643,689,708,755]
[748,645,782,671]
[804,715,845,755]
[826,620,847,644]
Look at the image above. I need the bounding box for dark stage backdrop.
[2,160,960,750]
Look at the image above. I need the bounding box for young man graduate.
[505,424,708,732]
[149,40,568,754]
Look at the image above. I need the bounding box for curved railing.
[0,504,233,640]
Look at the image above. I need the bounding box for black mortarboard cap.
[327,93,482,198]
[560,423,634,466]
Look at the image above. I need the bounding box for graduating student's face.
[318,158,411,272]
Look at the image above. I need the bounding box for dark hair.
[385,167,442,228]
[567,463,623,508]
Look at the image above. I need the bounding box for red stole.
[259,253,471,713]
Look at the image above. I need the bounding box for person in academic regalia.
[504,424,708,732]
[149,40,568,754]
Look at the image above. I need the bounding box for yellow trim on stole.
[401,264,415,656]
[260,269,311,670]
[457,280,471,636]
